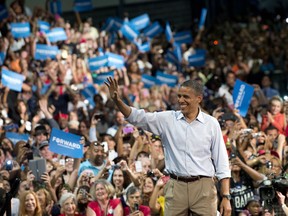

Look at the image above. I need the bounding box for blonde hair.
[19,190,42,216]
[90,179,115,200]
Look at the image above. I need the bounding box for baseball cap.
[39,140,49,150]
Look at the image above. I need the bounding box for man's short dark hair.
[180,79,204,96]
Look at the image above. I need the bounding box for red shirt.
[124,205,151,216]
[88,198,121,216]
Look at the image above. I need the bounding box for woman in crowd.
[86,179,123,216]
[59,192,82,216]
[261,96,287,135]
[124,186,151,216]
[19,190,42,216]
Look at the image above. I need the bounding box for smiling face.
[95,183,108,201]
[178,86,202,119]
[270,99,282,115]
[25,193,36,213]
[143,177,154,194]
[112,169,124,188]
[62,197,76,215]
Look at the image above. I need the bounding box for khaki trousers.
[164,177,217,216]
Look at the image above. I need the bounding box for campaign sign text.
[106,52,125,68]
[156,71,178,87]
[120,23,139,42]
[2,68,25,92]
[188,49,206,67]
[88,55,108,71]
[130,13,150,31]
[174,31,193,45]
[49,128,83,158]
[93,71,114,85]
[35,44,59,60]
[142,74,157,88]
[37,20,50,33]
[143,21,163,38]
[11,22,31,39]
[233,79,254,117]
[73,0,93,12]
[47,28,67,42]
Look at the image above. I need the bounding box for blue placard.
[0,52,5,66]
[37,20,50,33]
[174,31,193,45]
[50,0,62,15]
[137,41,150,53]
[73,0,93,12]
[5,132,29,145]
[10,22,31,39]
[120,23,139,42]
[102,17,123,32]
[47,27,67,42]
[34,44,59,60]
[165,50,178,65]
[80,84,97,107]
[49,128,83,158]
[143,21,163,38]
[199,8,207,29]
[1,68,25,92]
[106,52,125,68]
[188,49,206,67]
[141,74,158,88]
[173,44,182,63]
[88,55,108,72]
[233,79,254,117]
[165,21,173,42]
[156,71,178,87]
[130,13,150,31]
[93,71,114,85]
[0,4,8,20]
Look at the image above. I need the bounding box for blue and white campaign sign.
[137,41,150,53]
[120,23,139,42]
[199,8,207,29]
[50,0,62,15]
[93,71,114,85]
[34,44,59,60]
[188,49,206,67]
[0,4,8,20]
[37,20,50,33]
[165,50,178,65]
[106,52,125,68]
[142,74,157,88]
[173,44,182,63]
[47,28,67,43]
[73,0,93,12]
[174,31,193,45]
[49,128,83,158]
[6,132,29,145]
[102,17,123,32]
[11,22,31,39]
[88,55,108,71]
[1,69,25,92]
[233,79,254,117]
[0,52,6,66]
[80,84,97,107]
[143,21,163,38]
[130,13,150,31]
[156,71,178,87]
[165,21,173,42]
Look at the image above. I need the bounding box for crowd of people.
[0,0,288,215]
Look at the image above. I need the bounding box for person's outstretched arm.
[105,77,132,117]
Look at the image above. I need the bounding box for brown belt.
[170,173,211,183]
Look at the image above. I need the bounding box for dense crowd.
[0,0,288,216]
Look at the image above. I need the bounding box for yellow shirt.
[157,196,165,216]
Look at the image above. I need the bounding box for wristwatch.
[222,194,232,200]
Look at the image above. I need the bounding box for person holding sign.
[105,77,231,216]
